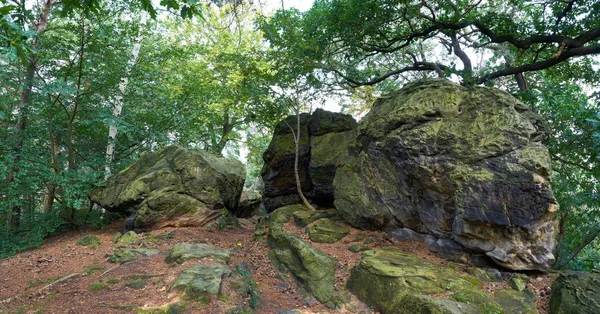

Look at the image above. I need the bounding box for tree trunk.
[104,13,147,179]
[557,222,600,269]
[7,0,55,229]
[292,107,315,211]
[67,18,86,171]
[43,123,60,213]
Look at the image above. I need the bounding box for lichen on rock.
[333,79,558,271]
[89,145,245,230]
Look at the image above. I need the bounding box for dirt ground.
[0,218,555,314]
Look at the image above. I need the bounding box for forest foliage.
[1,0,599,271]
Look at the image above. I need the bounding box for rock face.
[165,243,232,265]
[549,271,600,314]
[347,248,490,314]
[261,109,357,211]
[89,145,245,229]
[333,79,557,270]
[267,206,342,308]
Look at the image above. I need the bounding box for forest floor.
[0,217,555,314]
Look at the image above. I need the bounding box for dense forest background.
[1,0,599,271]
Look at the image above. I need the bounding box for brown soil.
[0,218,555,314]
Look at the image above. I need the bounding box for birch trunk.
[104,13,147,179]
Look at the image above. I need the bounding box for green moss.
[449,164,495,182]
[127,279,147,290]
[307,218,350,243]
[107,278,120,285]
[90,280,108,291]
[76,235,101,248]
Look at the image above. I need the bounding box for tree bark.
[7,0,55,229]
[292,106,315,211]
[104,13,147,179]
[43,123,60,213]
[557,221,600,269]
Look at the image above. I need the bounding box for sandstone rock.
[164,243,231,265]
[292,208,337,227]
[549,271,600,314]
[261,110,357,211]
[89,145,245,229]
[171,264,231,297]
[109,248,159,264]
[494,289,538,314]
[509,274,529,291]
[268,224,341,308]
[347,248,486,314]
[334,79,557,270]
[307,218,350,243]
[76,235,101,248]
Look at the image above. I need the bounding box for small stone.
[76,235,101,248]
[127,279,146,290]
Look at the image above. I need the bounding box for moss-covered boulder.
[549,271,600,314]
[261,109,357,211]
[89,145,245,229]
[307,218,350,243]
[292,208,337,227]
[76,234,101,248]
[109,248,159,264]
[171,264,231,298]
[334,79,557,271]
[494,289,538,314]
[164,243,231,265]
[347,248,485,314]
[268,225,341,308]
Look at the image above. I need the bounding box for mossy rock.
[508,274,529,292]
[347,248,483,314]
[267,205,307,227]
[165,243,231,265]
[89,145,246,229]
[396,294,479,314]
[549,271,600,314]
[348,244,369,253]
[171,264,231,298]
[307,218,350,243]
[114,231,142,246]
[494,289,538,314]
[127,279,147,290]
[333,79,557,271]
[452,290,502,312]
[268,225,342,308]
[292,209,337,227]
[109,248,159,264]
[77,234,101,248]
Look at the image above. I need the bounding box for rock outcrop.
[267,206,343,308]
[549,271,600,314]
[334,79,557,270]
[261,109,357,211]
[347,248,497,314]
[89,145,245,229]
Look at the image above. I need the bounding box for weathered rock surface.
[267,207,341,308]
[89,145,245,229]
[108,248,159,264]
[307,218,350,243]
[334,79,557,270]
[261,109,357,211]
[494,289,538,314]
[171,264,232,297]
[347,248,485,313]
[549,271,600,314]
[165,243,231,265]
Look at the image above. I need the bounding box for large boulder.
[334,79,557,270]
[261,109,356,211]
[89,145,245,229]
[549,271,600,314]
[347,248,492,314]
